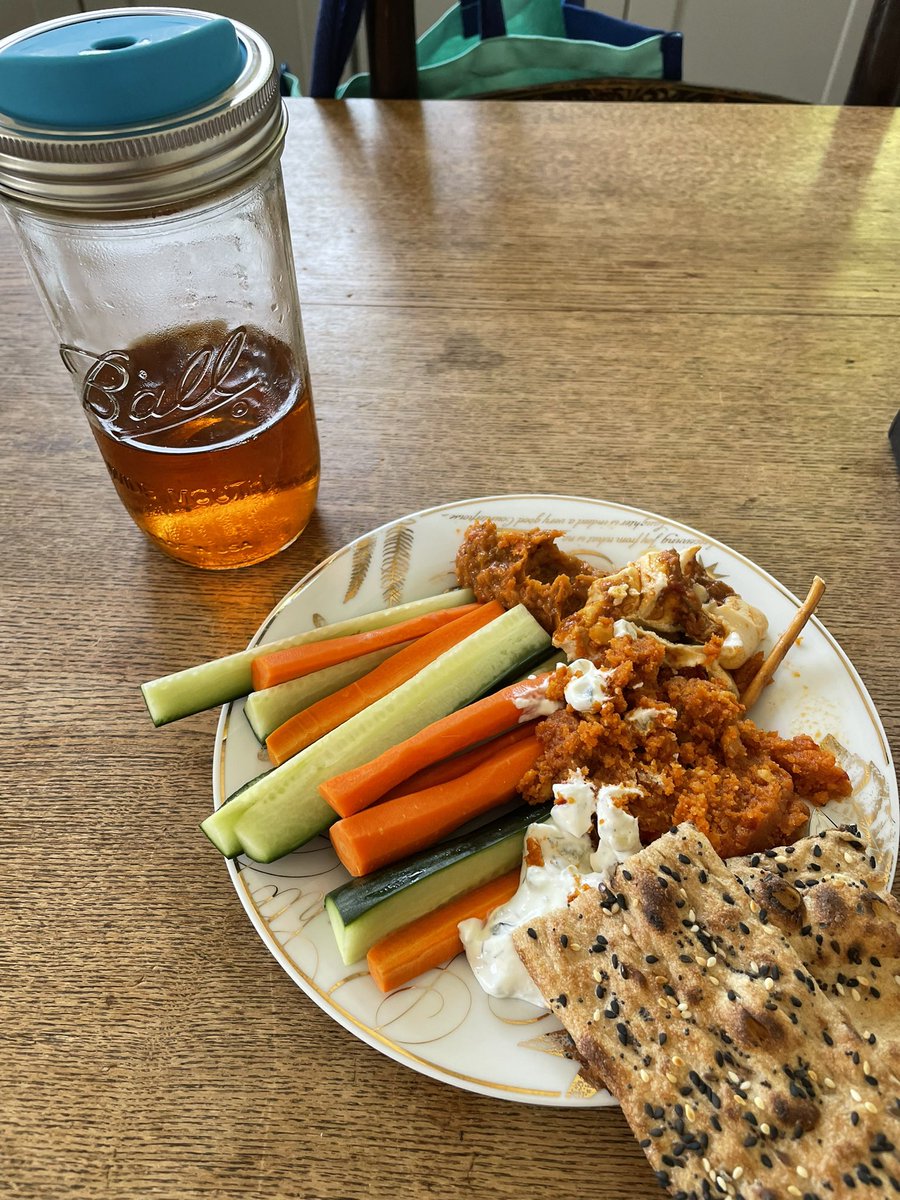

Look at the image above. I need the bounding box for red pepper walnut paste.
[456,520,851,861]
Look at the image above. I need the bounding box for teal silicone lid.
[0,11,245,130]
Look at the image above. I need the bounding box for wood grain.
[2,99,899,1200]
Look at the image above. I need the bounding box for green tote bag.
[309,0,682,100]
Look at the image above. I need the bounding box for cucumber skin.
[199,782,264,857]
[326,802,553,965]
[233,605,551,864]
[142,588,474,727]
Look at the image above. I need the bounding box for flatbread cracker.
[515,825,900,1198]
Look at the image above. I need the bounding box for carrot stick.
[320,672,553,818]
[265,601,505,765]
[250,604,480,691]
[366,868,521,993]
[329,735,541,877]
[381,723,535,801]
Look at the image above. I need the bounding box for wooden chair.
[364,0,900,104]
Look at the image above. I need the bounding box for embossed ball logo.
[60,327,259,432]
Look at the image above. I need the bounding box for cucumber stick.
[141,588,474,727]
[326,802,553,964]
[243,643,411,743]
[226,604,550,863]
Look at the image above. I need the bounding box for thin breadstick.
[740,576,826,709]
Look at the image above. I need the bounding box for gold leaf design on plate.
[518,1029,578,1059]
[566,1073,600,1100]
[518,1031,601,1100]
[372,968,472,1044]
[381,523,415,607]
[344,536,375,603]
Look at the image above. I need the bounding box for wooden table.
[3,100,899,1200]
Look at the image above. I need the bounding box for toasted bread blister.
[515,825,900,1198]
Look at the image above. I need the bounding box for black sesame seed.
[616,1022,629,1046]
[559,934,569,948]
[556,994,568,1007]
[698,870,708,884]
[658,1032,667,1045]
[851,1111,860,1126]
[761,1154,773,1168]
[645,955,659,964]
[710,1115,721,1132]
[823,1030,834,1046]
[678,853,691,864]
[800,925,812,937]
[722,892,735,905]
[621,869,632,881]
[758,908,769,924]
[649,1126,664,1138]
[743,1134,758,1148]
[739,922,750,935]
[526,927,537,939]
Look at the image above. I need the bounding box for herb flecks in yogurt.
[458,773,640,1006]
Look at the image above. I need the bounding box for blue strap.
[461,0,506,40]
[310,0,366,98]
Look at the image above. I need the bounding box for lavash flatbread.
[514,824,900,1198]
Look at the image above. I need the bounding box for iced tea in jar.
[0,8,319,568]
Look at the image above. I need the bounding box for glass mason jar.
[0,9,320,569]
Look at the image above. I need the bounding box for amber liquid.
[82,323,320,569]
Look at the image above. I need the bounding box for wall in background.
[0,0,879,102]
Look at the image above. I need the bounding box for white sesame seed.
[760,1123,771,1136]
[709,975,720,986]
[639,1069,650,1083]
[764,977,774,991]
[739,1080,750,1092]
[823,1077,836,1089]
[621,925,630,938]
[666,1072,677,1084]
[734,1094,746,1106]
[835,982,845,995]
[728,1071,740,1084]
[716,1177,729,1193]
[690,924,699,933]
[894,975,900,986]
[657,997,668,1009]
[808,1070,819,1083]
[750,960,759,974]
[570,943,582,952]
[688,909,696,922]
[864,1101,879,1115]
[672,1055,685,1067]
[593,1009,602,1022]
[850,1088,862,1102]
[749,900,760,913]
[707,956,717,968]
[844,851,854,864]
[754,1096,765,1110]
[732,1166,744,1180]
[679,886,687,898]
[852,988,862,1002]
[863,1060,871,1075]
[685,1103,696,1121]
[788,1187,802,1198]
[702,1158,711,1174]
[677,1001,688,1012]
[695,955,706,966]
[797,1165,809,1179]
[593,969,603,982]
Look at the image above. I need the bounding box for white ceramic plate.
[214,494,898,1107]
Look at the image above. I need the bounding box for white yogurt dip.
[458,774,641,1006]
